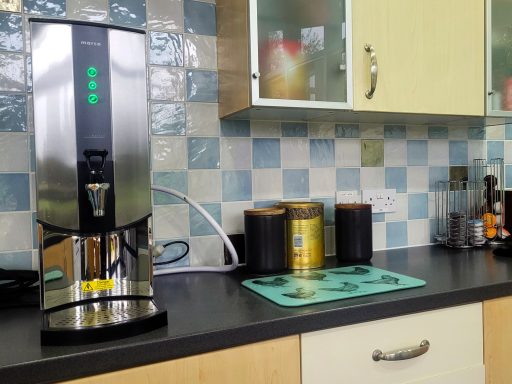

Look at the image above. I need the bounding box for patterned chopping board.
[242,266,426,307]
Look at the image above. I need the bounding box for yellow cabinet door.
[58,336,300,384]
[352,0,484,116]
[484,296,512,384]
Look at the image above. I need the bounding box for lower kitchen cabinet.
[301,303,484,384]
[57,336,300,384]
[483,296,512,384]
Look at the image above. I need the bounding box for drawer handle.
[364,43,378,99]
[372,340,430,362]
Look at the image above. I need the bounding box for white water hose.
[150,185,239,275]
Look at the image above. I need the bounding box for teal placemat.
[242,266,426,307]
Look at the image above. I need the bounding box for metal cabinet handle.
[364,44,378,99]
[372,340,430,362]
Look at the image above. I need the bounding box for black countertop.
[2,245,512,384]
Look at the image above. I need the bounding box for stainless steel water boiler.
[31,19,167,345]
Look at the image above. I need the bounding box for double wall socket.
[362,189,397,213]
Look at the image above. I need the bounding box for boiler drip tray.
[41,298,167,346]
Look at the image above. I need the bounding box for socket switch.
[336,190,360,204]
[362,189,397,213]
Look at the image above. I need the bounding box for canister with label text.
[244,207,286,274]
[276,202,325,269]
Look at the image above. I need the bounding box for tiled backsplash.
[0,0,509,271]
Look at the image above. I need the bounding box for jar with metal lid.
[275,202,325,269]
[244,207,286,274]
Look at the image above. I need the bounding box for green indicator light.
[87,67,97,77]
[88,94,99,105]
[88,80,97,90]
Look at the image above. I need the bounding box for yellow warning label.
[81,279,115,292]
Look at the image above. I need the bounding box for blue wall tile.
[429,166,449,192]
[188,137,220,169]
[506,124,512,140]
[449,140,468,165]
[407,140,428,166]
[506,165,512,188]
[428,126,448,139]
[0,251,32,270]
[386,221,408,248]
[186,70,218,102]
[221,120,250,137]
[253,138,280,168]
[153,171,188,204]
[468,126,485,140]
[151,103,186,136]
[24,0,66,15]
[154,239,190,270]
[0,12,22,52]
[0,95,26,132]
[189,203,221,236]
[310,139,334,167]
[283,169,309,198]
[184,0,216,36]
[254,200,280,209]
[109,0,146,27]
[384,125,406,139]
[0,173,30,211]
[149,32,183,66]
[282,122,308,137]
[373,213,385,223]
[385,167,407,193]
[408,193,428,220]
[222,170,252,201]
[335,124,359,138]
[487,141,504,160]
[336,168,360,191]
[312,197,335,226]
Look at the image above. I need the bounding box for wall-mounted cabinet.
[217,0,485,124]
[486,0,512,117]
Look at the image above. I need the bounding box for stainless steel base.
[41,298,168,345]
[47,299,159,329]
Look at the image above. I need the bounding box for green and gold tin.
[276,202,325,269]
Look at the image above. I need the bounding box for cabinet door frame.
[248,0,354,110]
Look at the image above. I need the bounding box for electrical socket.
[362,189,397,213]
[336,190,360,204]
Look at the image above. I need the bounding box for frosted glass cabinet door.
[251,0,352,109]
[487,0,512,115]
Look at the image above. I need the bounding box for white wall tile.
[428,140,449,166]
[505,141,512,164]
[188,170,221,202]
[386,193,408,221]
[335,139,361,167]
[220,138,251,169]
[360,167,385,189]
[189,236,224,266]
[0,133,28,172]
[250,120,281,137]
[151,137,187,170]
[253,169,282,200]
[486,125,505,140]
[153,205,189,239]
[281,138,309,168]
[407,219,431,246]
[309,122,334,138]
[384,140,406,166]
[221,201,253,234]
[468,140,486,162]
[309,168,335,197]
[186,102,219,136]
[406,125,428,139]
[407,166,429,192]
[0,212,31,251]
[372,222,386,251]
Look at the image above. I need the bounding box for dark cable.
[153,241,190,266]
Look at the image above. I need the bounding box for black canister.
[335,204,373,262]
[244,208,286,274]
